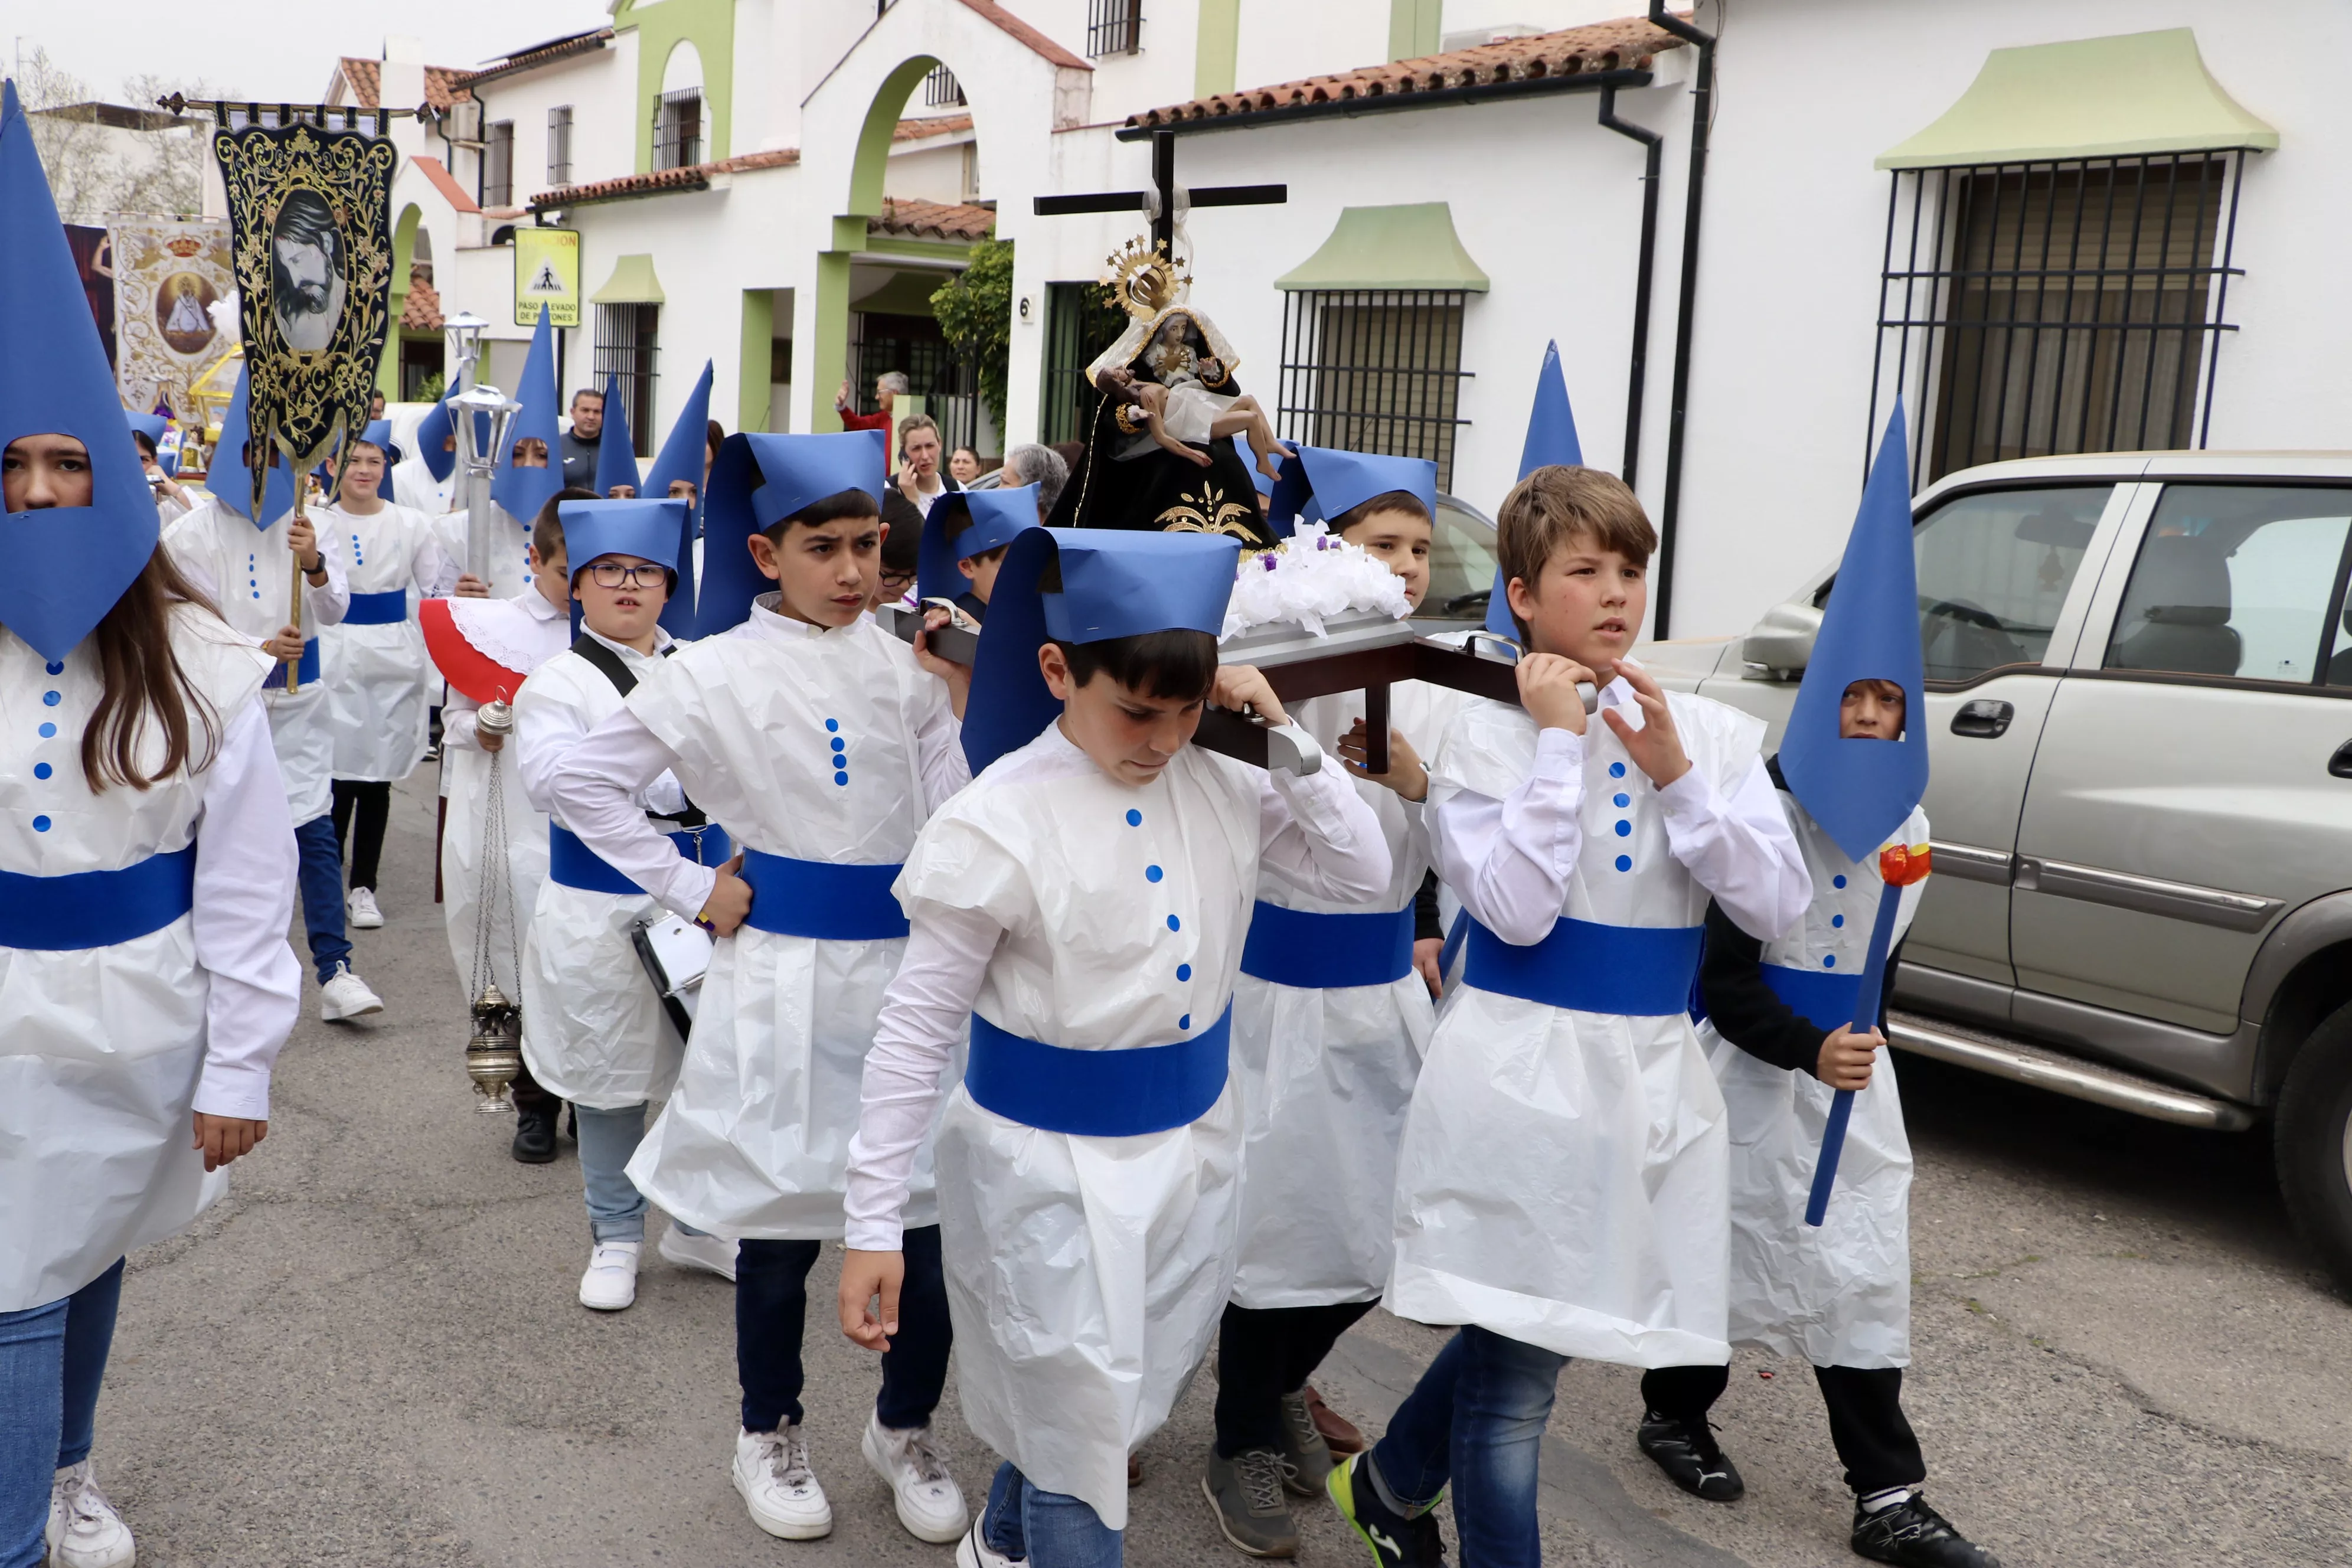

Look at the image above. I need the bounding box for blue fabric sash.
[965,1002,1233,1137]
[343,589,407,625]
[0,844,197,951]
[1239,901,1415,991]
[1762,963,1864,1033]
[1462,917,1704,1017]
[739,846,909,940]
[548,821,733,898]
[260,637,320,690]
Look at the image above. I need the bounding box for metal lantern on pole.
[452,381,522,582]
[443,311,489,393]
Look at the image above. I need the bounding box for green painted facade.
[613,0,736,174]
[738,289,773,433]
[1195,0,1241,99]
[1389,0,1442,61]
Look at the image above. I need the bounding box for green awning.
[1878,28,2277,171]
[589,253,665,305]
[1275,203,1489,292]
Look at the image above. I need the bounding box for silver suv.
[1641,453,2352,1290]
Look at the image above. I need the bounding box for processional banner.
[111,217,233,421]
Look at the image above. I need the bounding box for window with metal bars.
[594,303,659,458]
[654,89,702,172]
[1087,0,1144,57]
[482,121,515,208]
[923,64,965,107]
[1870,151,2253,486]
[1039,281,1128,447]
[1277,289,1472,491]
[547,106,573,186]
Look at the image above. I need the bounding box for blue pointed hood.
[128,411,169,450]
[1268,446,1438,538]
[919,485,1041,603]
[962,527,1240,775]
[213,363,297,528]
[416,397,455,482]
[0,82,159,661]
[643,360,713,634]
[1486,339,1585,641]
[1776,405,1929,862]
[593,375,639,496]
[559,496,686,579]
[491,305,561,520]
[694,430,887,636]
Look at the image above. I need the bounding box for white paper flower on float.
[1222,521,1412,640]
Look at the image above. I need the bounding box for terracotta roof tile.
[401,277,443,332]
[872,197,995,241]
[1125,12,1684,130]
[895,113,975,142]
[337,57,475,111]
[464,28,613,87]
[528,147,800,210]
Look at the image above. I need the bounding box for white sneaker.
[318,962,383,1022]
[47,1460,136,1568]
[956,1523,1024,1567]
[577,1241,641,1311]
[346,887,384,929]
[733,1425,832,1540]
[657,1226,738,1282]
[863,1412,970,1543]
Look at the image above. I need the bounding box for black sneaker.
[1636,1409,1745,1502]
[511,1103,558,1163]
[1201,1448,1299,1559]
[1850,1492,2002,1567]
[1326,1452,1445,1567]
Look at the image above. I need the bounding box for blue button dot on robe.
[38,723,55,738]
[830,737,845,753]
[33,762,50,779]
[1823,954,1837,968]
[1615,854,1632,872]
[1613,793,1630,808]
[43,691,60,707]
[834,771,849,786]
[31,815,49,832]
[1125,809,1141,827]
[825,718,839,733]
[1177,963,1191,981]
[1609,762,1626,778]
[1167,914,1180,932]
[1832,914,1845,928]
[1613,820,1631,837]
[44,661,61,675]
[1145,865,1162,883]
[1834,875,1848,888]
[1179,1014,1191,1031]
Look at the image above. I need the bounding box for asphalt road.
[90,773,2352,1566]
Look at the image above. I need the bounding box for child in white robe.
[548,433,975,1547]
[1329,465,1811,1568]
[512,498,737,1308]
[837,528,1392,1567]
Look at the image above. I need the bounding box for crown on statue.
[1102,235,1190,319]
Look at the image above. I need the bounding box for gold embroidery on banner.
[1157,480,1260,539]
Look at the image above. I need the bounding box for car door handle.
[2331,740,2352,779]
[1951,699,2014,738]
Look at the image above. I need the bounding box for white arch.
[661,38,704,96]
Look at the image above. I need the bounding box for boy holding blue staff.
[1334,464,1812,1568]
[835,527,1391,1567]
[513,496,737,1311]
[918,483,1043,624]
[548,432,975,1547]
[1636,411,1999,1568]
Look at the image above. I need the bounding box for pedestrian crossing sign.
[512,227,580,327]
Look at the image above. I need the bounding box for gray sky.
[10,0,599,104]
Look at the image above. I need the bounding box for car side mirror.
[1742,601,1822,678]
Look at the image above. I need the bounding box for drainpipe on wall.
[1647,0,1715,639]
[1595,81,1661,491]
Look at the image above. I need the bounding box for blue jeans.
[0,1260,124,1568]
[295,813,352,983]
[980,1462,1121,1567]
[736,1226,950,1433]
[1370,1325,1569,1568]
[572,1103,709,1246]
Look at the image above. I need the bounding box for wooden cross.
[1033,128,1285,258]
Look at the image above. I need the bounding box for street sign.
[512,227,579,328]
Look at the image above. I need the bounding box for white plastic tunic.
[319,499,453,783]
[514,629,701,1109]
[548,599,969,1240]
[437,592,569,1000]
[433,503,535,599]
[1227,681,1466,1310]
[847,723,1390,1530]
[163,499,350,825]
[1389,683,1810,1368]
[1713,797,1927,1369]
[0,611,300,1311]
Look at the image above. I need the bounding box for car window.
[1824,485,2108,682]
[1425,497,1499,620]
[2105,485,2352,685]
